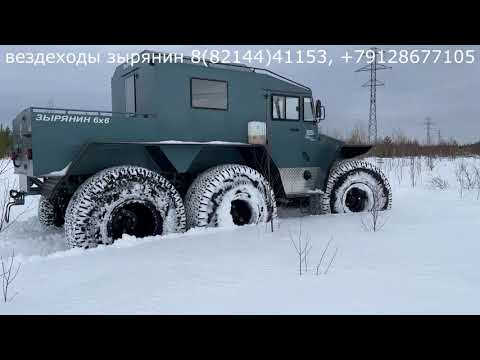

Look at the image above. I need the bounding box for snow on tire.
[185,164,277,228]
[322,160,392,214]
[64,166,186,249]
[38,196,61,227]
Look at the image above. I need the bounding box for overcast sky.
[1,45,479,144]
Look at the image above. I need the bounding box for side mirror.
[315,100,326,121]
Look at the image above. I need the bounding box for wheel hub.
[230,199,253,226]
[113,209,138,234]
[109,201,162,240]
[345,187,369,212]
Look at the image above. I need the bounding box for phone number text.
[191,48,477,67]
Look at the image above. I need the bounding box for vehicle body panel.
[11,52,371,203]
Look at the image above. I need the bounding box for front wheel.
[322,160,392,214]
[64,166,186,248]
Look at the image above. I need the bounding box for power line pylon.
[355,47,392,144]
[424,117,435,145]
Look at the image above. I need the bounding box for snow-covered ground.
[1,156,480,314]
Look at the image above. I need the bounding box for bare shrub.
[1,249,21,303]
[416,157,423,183]
[455,161,476,198]
[346,123,368,145]
[428,176,449,190]
[462,164,475,189]
[455,161,480,199]
[289,220,312,276]
[394,158,404,185]
[361,186,389,232]
[409,157,416,188]
[315,236,338,276]
[426,156,435,171]
[0,159,10,178]
[473,165,480,200]
[456,163,466,198]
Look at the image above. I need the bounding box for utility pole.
[437,128,442,144]
[424,116,436,170]
[424,117,435,145]
[355,47,392,144]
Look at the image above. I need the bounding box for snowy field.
[1,156,480,314]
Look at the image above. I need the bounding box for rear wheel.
[64,166,186,248]
[38,196,63,227]
[185,164,276,228]
[322,160,392,214]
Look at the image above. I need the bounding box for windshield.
[304,97,314,121]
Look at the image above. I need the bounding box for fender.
[49,141,286,200]
[340,144,373,159]
[315,144,373,193]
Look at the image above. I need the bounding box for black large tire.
[185,164,276,228]
[322,160,392,214]
[38,196,63,227]
[308,193,325,215]
[64,166,186,248]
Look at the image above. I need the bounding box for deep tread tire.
[308,194,325,215]
[38,196,61,227]
[64,166,186,248]
[322,160,392,214]
[185,164,277,228]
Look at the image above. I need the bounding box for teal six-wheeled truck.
[7,50,392,248]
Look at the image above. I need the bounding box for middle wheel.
[185,164,277,228]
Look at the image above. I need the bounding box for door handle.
[289,128,300,132]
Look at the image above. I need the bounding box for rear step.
[4,190,25,224]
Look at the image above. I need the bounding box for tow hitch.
[4,190,25,223]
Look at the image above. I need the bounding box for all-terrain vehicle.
[7,50,392,248]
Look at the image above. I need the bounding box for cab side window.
[272,95,299,120]
[125,75,136,113]
[272,95,285,119]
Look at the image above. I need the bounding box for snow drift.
[1,156,480,314]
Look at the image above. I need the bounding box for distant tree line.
[369,136,477,158]
[0,125,12,158]
[325,124,480,158]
